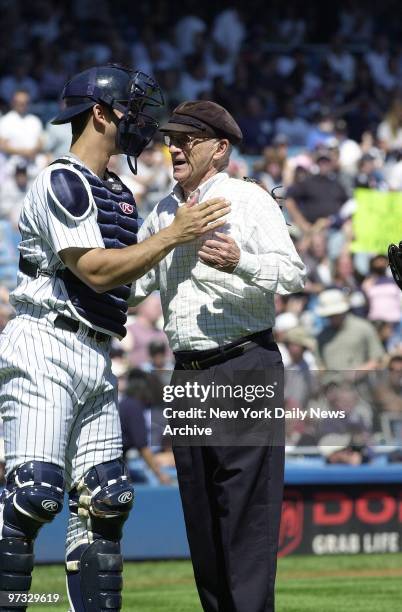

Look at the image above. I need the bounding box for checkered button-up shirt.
[130,172,306,351]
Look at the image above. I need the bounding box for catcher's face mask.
[113,71,164,174]
[52,65,164,175]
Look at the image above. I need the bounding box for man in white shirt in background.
[0,89,44,177]
[132,100,306,612]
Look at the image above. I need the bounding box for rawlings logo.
[42,500,59,512]
[118,491,133,504]
[119,202,134,215]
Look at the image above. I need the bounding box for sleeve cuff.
[234,250,279,281]
[233,249,259,279]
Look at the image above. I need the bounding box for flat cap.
[160,100,242,145]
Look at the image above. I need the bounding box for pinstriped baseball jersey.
[0,308,121,487]
[10,154,106,329]
[0,153,133,487]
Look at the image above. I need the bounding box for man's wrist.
[159,225,181,247]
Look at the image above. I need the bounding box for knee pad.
[0,461,64,603]
[66,459,133,612]
[69,458,134,541]
[1,461,64,540]
[1,461,64,541]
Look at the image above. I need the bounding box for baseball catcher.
[0,65,229,611]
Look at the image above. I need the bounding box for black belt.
[54,315,110,343]
[174,328,273,370]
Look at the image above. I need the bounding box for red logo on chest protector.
[119,202,134,214]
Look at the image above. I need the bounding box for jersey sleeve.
[37,165,105,255]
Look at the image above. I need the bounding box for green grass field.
[28,553,402,611]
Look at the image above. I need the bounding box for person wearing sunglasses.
[131,100,306,612]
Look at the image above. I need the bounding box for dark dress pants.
[173,339,285,612]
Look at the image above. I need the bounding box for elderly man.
[132,101,306,612]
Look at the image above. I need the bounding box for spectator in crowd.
[287,50,321,107]
[0,163,30,227]
[362,255,402,327]
[285,151,349,233]
[327,36,356,84]
[237,95,272,154]
[372,355,402,415]
[377,98,402,154]
[365,35,391,90]
[334,119,362,175]
[0,89,44,176]
[319,433,372,464]
[0,61,39,104]
[44,113,72,159]
[179,54,212,100]
[302,230,333,293]
[387,149,402,190]
[337,5,373,42]
[119,369,172,484]
[354,152,387,189]
[205,41,235,85]
[283,326,317,410]
[316,378,373,438]
[274,101,310,147]
[126,293,170,367]
[142,339,174,374]
[305,110,335,151]
[274,311,299,343]
[277,7,306,45]
[175,13,207,57]
[372,321,396,352]
[253,146,284,192]
[332,252,360,293]
[315,289,385,370]
[211,7,246,57]
[38,53,68,100]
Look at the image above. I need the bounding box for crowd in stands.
[1,0,402,478]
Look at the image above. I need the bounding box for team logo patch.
[119,202,134,215]
[42,499,59,512]
[118,491,133,504]
[278,490,304,557]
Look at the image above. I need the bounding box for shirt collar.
[172,172,229,205]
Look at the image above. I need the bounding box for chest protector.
[52,159,138,339]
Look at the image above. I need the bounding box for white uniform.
[0,155,122,489]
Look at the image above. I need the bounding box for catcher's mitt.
[388,242,402,290]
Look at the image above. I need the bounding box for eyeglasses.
[163,134,211,149]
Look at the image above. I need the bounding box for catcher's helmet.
[51,64,164,172]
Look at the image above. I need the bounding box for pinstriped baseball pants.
[0,310,122,490]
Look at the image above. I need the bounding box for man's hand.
[198,232,240,273]
[170,198,230,244]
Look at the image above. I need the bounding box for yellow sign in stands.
[351,188,402,254]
